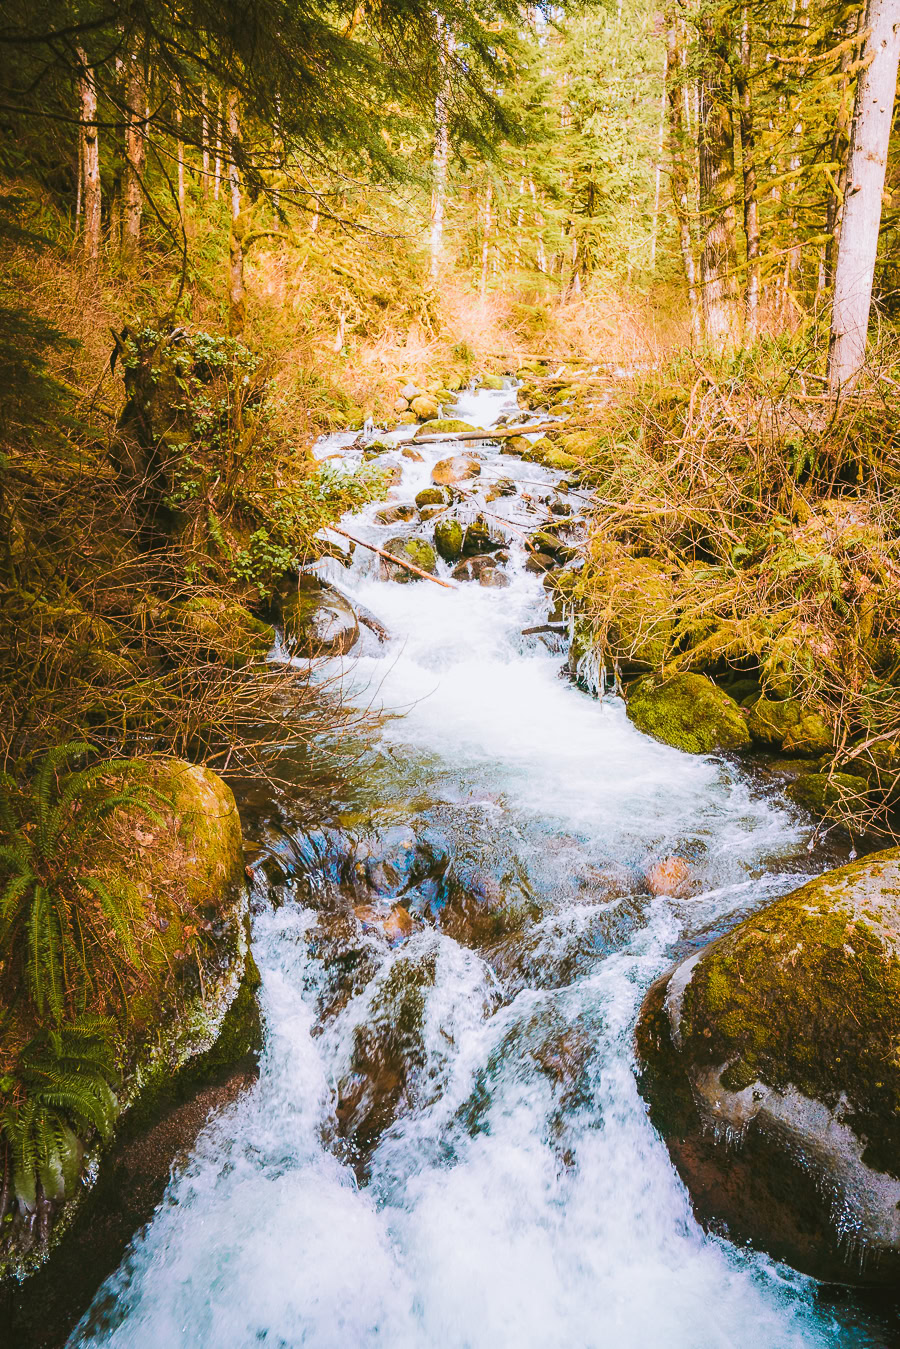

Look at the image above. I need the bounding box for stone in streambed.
[419,418,479,435]
[478,373,506,390]
[462,515,502,557]
[787,771,869,820]
[410,394,440,420]
[381,536,437,581]
[635,849,900,1284]
[281,576,359,657]
[626,673,750,754]
[645,856,693,898]
[396,412,418,425]
[432,455,481,486]
[354,903,416,946]
[415,486,451,508]
[525,551,556,574]
[434,519,464,563]
[452,557,509,587]
[375,503,416,525]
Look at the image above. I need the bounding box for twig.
[328,526,457,588]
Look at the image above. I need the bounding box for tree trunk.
[76,50,101,260]
[174,79,185,215]
[736,8,759,335]
[697,15,740,345]
[214,96,222,201]
[480,179,493,295]
[201,83,210,196]
[227,89,245,336]
[666,13,701,345]
[430,22,450,282]
[123,48,145,255]
[828,0,900,391]
[824,12,862,292]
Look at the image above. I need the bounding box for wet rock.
[432,455,481,486]
[401,447,424,461]
[410,394,440,420]
[282,577,359,657]
[635,849,900,1284]
[478,373,506,390]
[452,557,510,587]
[462,515,502,557]
[530,529,576,563]
[344,826,451,905]
[747,696,833,756]
[176,596,274,666]
[401,382,422,400]
[525,551,556,574]
[354,903,417,946]
[434,865,540,948]
[502,435,531,454]
[381,536,437,581]
[588,551,675,668]
[787,771,869,821]
[419,418,477,435]
[415,486,451,508]
[396,412,418,425]
[542,447,579,472]
[434,518,464,563]
[392,396,410,413]
[626,673,750,754]
[375,503,416,525]
[645,856,693,898]
[485,477,517,501]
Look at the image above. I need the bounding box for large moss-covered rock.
[626,674,750,754]
[419,419,478,436]
[747,695,832,756]
[381,536,437,581]
[636,850,900,1283]
[434,519,464,563]
[415,486,451,508]
[177,595,274,666]
[410,394,440,420]
[1,760,255,1282]
[281,576,359,658]
[787,771,869,820]
[586,551,675,668]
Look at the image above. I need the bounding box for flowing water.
[73,387,893,1347]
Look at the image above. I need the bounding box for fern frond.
[0,772,20,836]
[32,742,92,854]
[0,841,30,873]
[47,759,151,845]
[78,876,139,963]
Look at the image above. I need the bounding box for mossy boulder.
[747,695,832,756]
[415,486,450,508]
[281,576,359,658]
[409,394,440,420]
[462,515,501,557]
[0,760,255,1281]
[176,596,274,666]
[635,850,900,1283]
[381,536,437,581]
[787,771,869,820]
[541,447,579,472]
[434,518,464,563]
[626,673,750,754]
[375,503,416,525]
[478,373,506,390]
[587,552,676,669]
[419,418,478,436]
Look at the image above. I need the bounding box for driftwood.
[409,421,581,445]
[329,525,457,588]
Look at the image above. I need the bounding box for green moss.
[787,772,870,819]
[747,696,832,756]
[178,596,274,666]
[384,536,437,579]
[626,673,750,754]
[415,486,450,508]
[679,849,900,1175]
[478,374,506,390]
[419,418,479,435]
[434,519,463,562]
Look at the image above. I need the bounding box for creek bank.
[635,849,900,1285]
[1,761,259,1294]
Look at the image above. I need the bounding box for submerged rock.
[636,849,900,1284]
[626,674,750,754]
[432,455,481,486]
[281,576,359,657]
[645,856,693,898]
[375,502,416,525]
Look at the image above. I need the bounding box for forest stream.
[66,386,895,1347]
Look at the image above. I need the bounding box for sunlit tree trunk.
[123,46,146,255]
[214,96,222,201]
[828,0,900,391]
[227,89,245,335]
[650,49,666,270]
[666,13,701,345]
[174,79,185,216]
[824,12,861,293]
[201,83,210,196]
[736,7,759,335]
[430,20,450,282]
[697,15,740,345]
[480,179,493,295]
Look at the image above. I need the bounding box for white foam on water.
[73,388,860,1348]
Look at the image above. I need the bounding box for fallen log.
[409,421,580,445]
[522,623,568,636]
[328,525,457,589]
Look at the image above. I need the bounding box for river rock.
[626,674,750,754]
[401,382,422,400]
[525,551,556,574]
[419,418,477,435]
[434,519,464,563]
[282,577,359,657]
[478,373,506,390]
[415,486,451,508]
[432,455,481,486]
[354,903,416,946]
[645,856,693,897]
[787,771,869,820]
[635,849,900,1284]
[375,503,416,525]
[747,696,833,756]
[393,396,409,413]
[410,394,440,420]
[452,557,509,587]
[462,515,501,557]
[401,447,424,461]
[381,536,437,581]
[396,412,418,425]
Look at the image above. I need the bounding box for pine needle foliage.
[0,743,171,1024]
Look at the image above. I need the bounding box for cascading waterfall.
[73,385,885,1347]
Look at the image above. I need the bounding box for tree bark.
[824,12,863,292]
[76,50,101,260]
[697,15,740,345]
[480,178,493,295]
[174,79,185,215]
[828,0,900,391]
[214,96,222,201]
[666,13,701,345]
[227,89,245,336]
[122,47,145,255]
[736,7,759,335]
